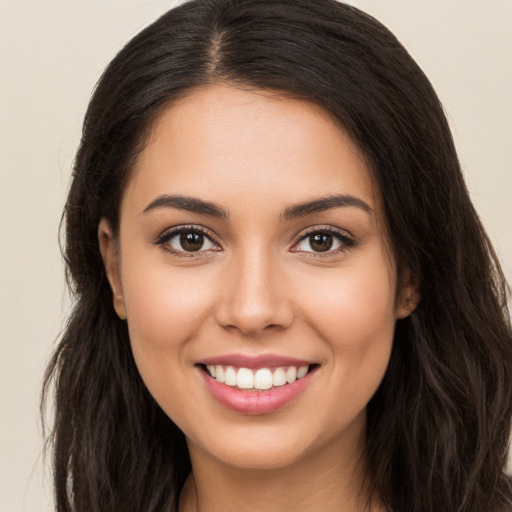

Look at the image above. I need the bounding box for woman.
[42,0,512,511]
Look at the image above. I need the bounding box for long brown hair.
[42,1,512,510]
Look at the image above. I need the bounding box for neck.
[179,418,384,512]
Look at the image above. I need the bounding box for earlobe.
[98,218,126,320]
[396,269,421,319]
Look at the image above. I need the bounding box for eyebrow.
[143,194,229,219]
[281,195,372,221]
[142,193,371,220]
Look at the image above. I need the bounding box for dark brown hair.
[42,1,512,510]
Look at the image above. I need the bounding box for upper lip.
[198,354,313,369]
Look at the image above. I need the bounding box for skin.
[99,85,418,512]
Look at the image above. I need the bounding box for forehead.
[125,85,379,217]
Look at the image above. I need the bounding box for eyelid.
[154,224,221,255]
[153,224,355,257]
[290,225,356,254]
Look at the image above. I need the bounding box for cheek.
[293,255,397,381]
[120,263,220,426]
[120,255,217,383]
[300,262,396,336]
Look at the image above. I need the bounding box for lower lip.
[200,368,315,415]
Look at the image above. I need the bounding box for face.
[100,85,416,471]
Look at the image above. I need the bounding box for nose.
[215,247,294,336]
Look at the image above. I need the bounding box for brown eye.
[180,232,205,252]
[161,228,218,254]
[293,229,354,254]
[309,233,333,252]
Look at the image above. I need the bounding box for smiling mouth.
[199,364,318,391]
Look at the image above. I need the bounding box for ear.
[395,269,421,319]
[98,218,126,320]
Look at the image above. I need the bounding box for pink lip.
[199,365,317,415]
[199,353,311,369]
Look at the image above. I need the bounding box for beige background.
[1,1,510,510]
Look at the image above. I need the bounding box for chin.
[204,441,312,471]
[186,410,366,472]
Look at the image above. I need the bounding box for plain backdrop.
[1,1,510,510]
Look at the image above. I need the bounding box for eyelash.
[154,225,356,258]
[154,225,220,259]
[292,226,357,257]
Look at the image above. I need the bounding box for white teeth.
[254,368,273,390]
[224,366,237,386]
[297,365,308,379]
[215,365,225,383]
[236,368,254,389]
[285,366,297,383]
[210,364,310,390]
[272,367,287,387]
